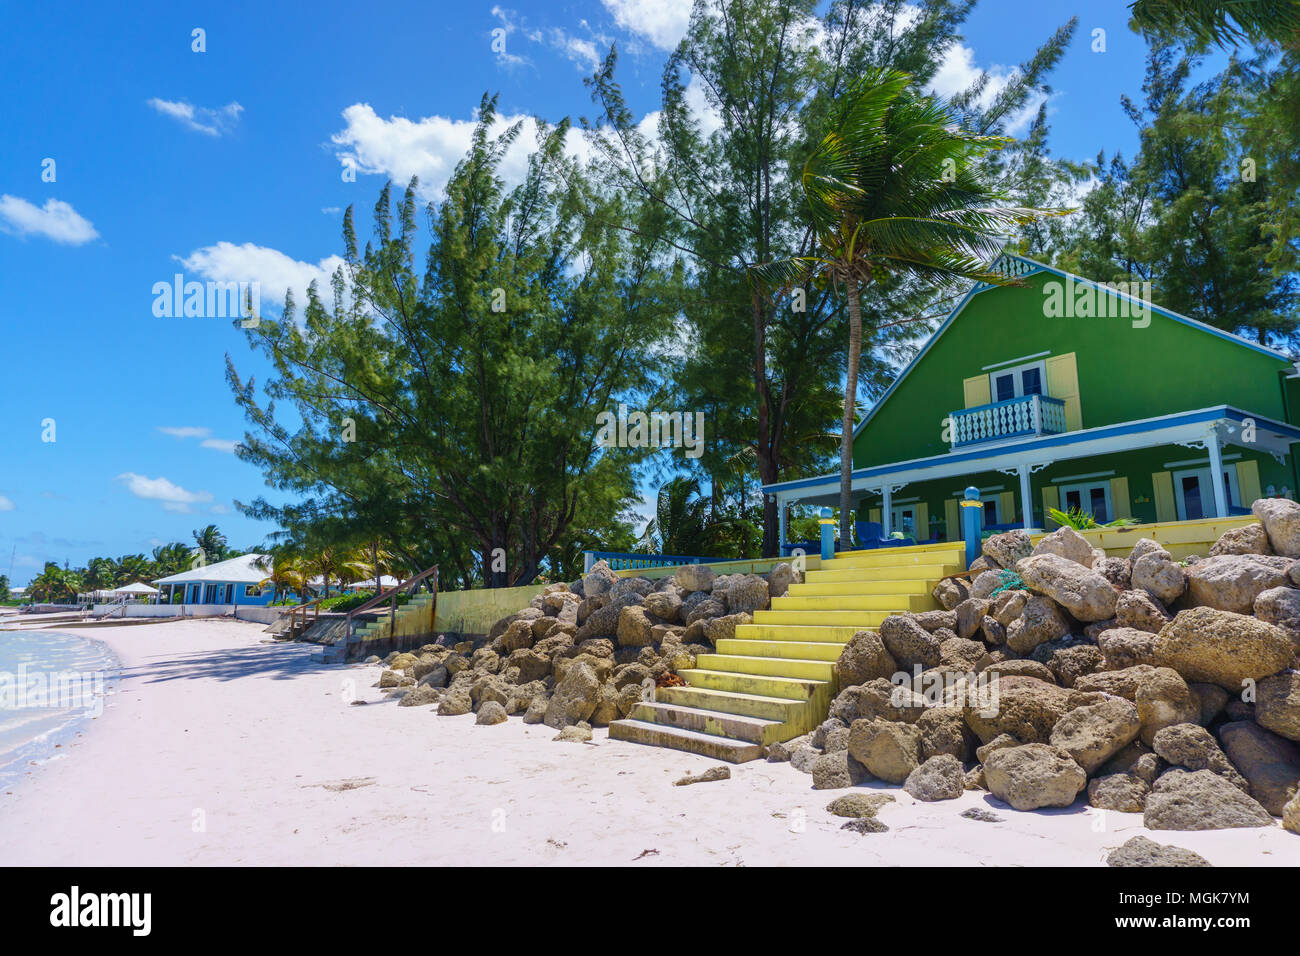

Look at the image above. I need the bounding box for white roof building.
[154,553,272,586]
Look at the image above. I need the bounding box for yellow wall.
[1031,514,1255,561]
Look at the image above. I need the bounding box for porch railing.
[582,551,716,573]
[344,564,439,646]
[949,394,1067,449]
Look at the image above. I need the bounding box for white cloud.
[0,495,14,512]
[925,43,1047,136]
[158,426,211,439]
[157,426,240,453]
[117,473,214,513]
[601,0,694,50]
[0,195,99,245]
[175,241,348,311]
[147,98,244,137]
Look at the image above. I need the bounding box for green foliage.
[1128,0,1300,46]
[1048,506,1143,530]
[228,96,677,588]
[640,476,761,559]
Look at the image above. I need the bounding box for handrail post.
[960,486,983,569]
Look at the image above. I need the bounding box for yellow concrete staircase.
[608,542,966,762]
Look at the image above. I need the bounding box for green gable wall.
[854,270,1291,469]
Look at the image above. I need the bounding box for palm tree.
[27,562,82,604]
[757,69,1059,544]
[191,525,228,565]
[344,540,397,590]
[263,552,308,602]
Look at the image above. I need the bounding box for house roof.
[853,253,1293,440]
[154,553,271,585]
[114,582,159,594]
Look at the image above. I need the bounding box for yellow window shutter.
[945,499,959,539]
[963,374,991,409]
[1236,460,1261,508]
[1041,484,1060,528]
[869,507,881,523]
[999,491,1017,524]
[1109,476,1132,519]
[1152,471,1176,522]
[915,503,929,541]
[1044,352,1082,430]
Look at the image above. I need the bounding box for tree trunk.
[839,282,864,545]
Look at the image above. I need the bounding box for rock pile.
[778,499,1300,835]
[373,559,798,737]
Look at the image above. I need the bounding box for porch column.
[881,485,893,537]
[1206,426,1229,518]
[1018,463,1034,530]
[776,495,787,551]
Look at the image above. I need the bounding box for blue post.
[960,486,983,569]
[819,507,836,561]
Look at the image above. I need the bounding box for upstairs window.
[990,360,1046,402]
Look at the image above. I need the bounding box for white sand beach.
[1,618,1295,867]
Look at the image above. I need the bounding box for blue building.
[153,554,276,606]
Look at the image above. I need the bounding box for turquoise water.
[0,630,120,786]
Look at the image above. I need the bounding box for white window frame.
[1058,480,1114,523]
[1173,466,1241,521]
[989,359,1047,403]
[890,504,918,539]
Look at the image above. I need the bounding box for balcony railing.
[949,394,1067,449]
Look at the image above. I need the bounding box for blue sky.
[0,0,1195,584]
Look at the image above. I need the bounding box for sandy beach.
[1,618,1295,866]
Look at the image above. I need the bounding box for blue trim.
[764,405,1300,495]
[584,550,714,572]
[851,254,1293,443]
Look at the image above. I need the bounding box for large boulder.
[1144,769,1275,830]
[684,596,726,625]
[582,560,618,598]
[932,577,969,611]
[1045,644,1107,688]
[727,574,770,615]
[1256,671,1300,741]
[1284,790,1300,835]
[542,661,600,728]
[1088,773,1151,812]
[810,750,871,790]
[903,754,965,801]
[1005,594,1071,654]
[1115,589,1171,634]
[1185,553,1292,613]
[1031,526,1097,567]
[576,592,644,642]
[954,598,990,640]
[702,612,752,645]
[916,706,975,762]
[847,718,922,784]
[963,675,1101,745]
[1107,836,1211,867]
[1253,496,1300,557]
[831,678,925,725]
[1151,723,1248,791]
[1210,522,1272,556]
[984,529,1033,568]
[766,562,797,598]
[674,564,716,593]
[616,606,658,647]
[1217,720,1300,815]
[834,630,898,687]
[1094,556,1133,591]
[879,614,941,671]
[1097,627,1159,670]
[983,744,1087,810]
[1072,664,1198,745]
[1154,606,1294,691]
[642,588,682,623]
[1018,553,1118,622]
[1254,586,1300,646]
[1049,697,1141,774]
[1131,549,1186,604]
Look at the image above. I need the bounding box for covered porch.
[766,405,1299,549]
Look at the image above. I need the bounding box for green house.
[764,253,1300,547]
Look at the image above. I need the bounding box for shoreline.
[0,627,122,790]
[1,618,1295,866]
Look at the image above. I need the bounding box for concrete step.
[788,579,935,597]
[833,543,966,559]
[806,563,960,582]
[733,623,864,642]
[715,638,845,661]
[822,548,964,570]
[696,653,836,682]
[752,609,892,627]
[607,719,764,762]
[679,667,828,700]
[654,684,810,722]
[771,593,934,612]
[629,700,784,744]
